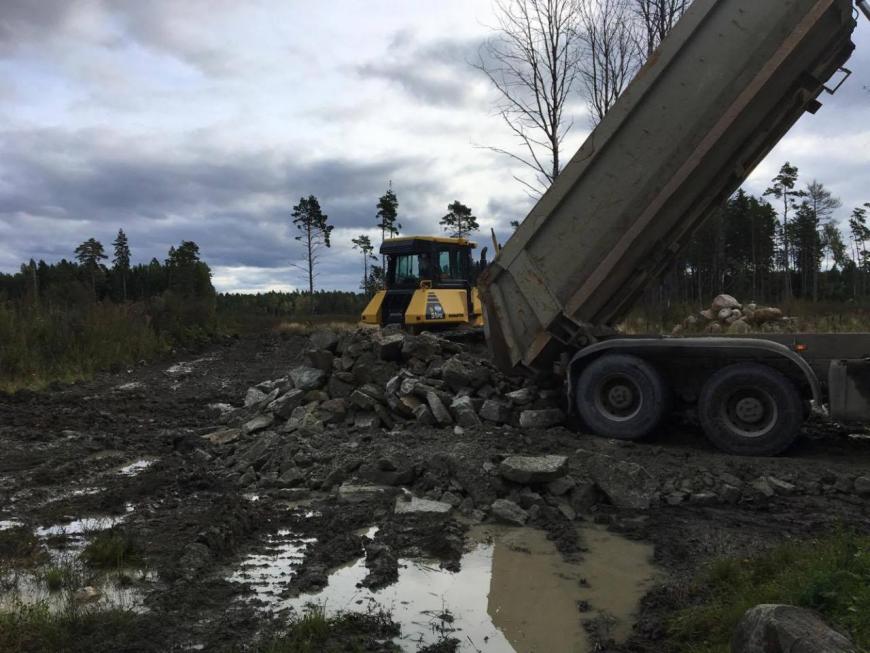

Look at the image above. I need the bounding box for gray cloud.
[356,33,487,107]
[0,0,77,54]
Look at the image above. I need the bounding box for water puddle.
[116,459,156,476]
[166,356,217,377]
[230,525,659,652]
[228,530,316,603]
[0,520,23,531]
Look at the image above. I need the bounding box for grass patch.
[39,564,81,593]
[260,605,399,653]
[0,528,45,568]
[80,531,140,570]
[0,600,143,653]
[666,531,870,652]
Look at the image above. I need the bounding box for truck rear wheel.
[575,354,668,440]
[698,363,802,456]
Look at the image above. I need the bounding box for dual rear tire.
[574,355,803,456]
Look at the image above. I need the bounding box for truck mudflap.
[828,358,870,421]
[565,337,824,413]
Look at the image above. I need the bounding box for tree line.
[662,162,870,306]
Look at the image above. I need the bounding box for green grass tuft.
[666,531,870,652]
[260,605,399,653]
[80,531,140,570]
[0,528,45,567]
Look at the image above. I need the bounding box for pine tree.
[291,195,333,314]
[74,238,108,298]
[764,162,806,300]
[112,229,131,301]
[351,234,377,295]
[376,186,400,269]
[805,180,841,301]
[440,201,480,238]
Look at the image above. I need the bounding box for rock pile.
[672,294,795,335]
[227,327,565,438]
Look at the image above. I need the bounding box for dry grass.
[273,316,359,337]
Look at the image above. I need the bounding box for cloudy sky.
[1,1,868,293]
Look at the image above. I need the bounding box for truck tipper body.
[479,0,869,455]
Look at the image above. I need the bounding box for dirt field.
[1,331,870,652]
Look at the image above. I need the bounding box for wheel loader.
[360,236,487,330]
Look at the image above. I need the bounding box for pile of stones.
[672,294,795,335]
[225,327,565,439]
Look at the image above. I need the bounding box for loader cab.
[360,236,485,328]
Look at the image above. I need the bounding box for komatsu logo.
[425,292,445,320]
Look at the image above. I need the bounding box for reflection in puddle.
[0,569,152,614]
[231,525,659,652]
[228,530,317,603]
[117,459,156,476]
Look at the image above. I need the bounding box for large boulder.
[589,457,656,510]
[289,366,327,391]
[499,455,568,484]
[712,294,741,312]
[731,604,857,653]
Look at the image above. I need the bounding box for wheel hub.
[607,385,635,410]
[734,397,765,423]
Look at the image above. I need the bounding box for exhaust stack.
[858,0,870,20]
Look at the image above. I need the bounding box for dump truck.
[479,0,870,456]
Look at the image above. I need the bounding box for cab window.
[437,248,464,280]
[393,254,420,284]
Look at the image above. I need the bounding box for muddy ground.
[1,331,870,652]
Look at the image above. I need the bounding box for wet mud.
[1,332,869,652]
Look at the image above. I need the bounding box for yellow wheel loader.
[361,236,487,330]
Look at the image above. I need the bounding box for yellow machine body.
[360,236,487,329]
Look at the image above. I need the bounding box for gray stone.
[854,475,870,497]
[499,455,568,484]
[401,334,441,362]
[719,484,741,504]
[242,413,274,435]
[354,412,381,429]
[766,476,796,495]
[327,375,354,399]
[374,332,405,361]
[426,391,453,426]
[394,496,452,515]
[505,387,536,406]
[244,387,267,407]
[268,389,306,419]
[751,477,775,498]
[518,408,565,429]
[589,457,656,510]
[318,398,347,423]
[289,366,327,391]
[490,499,528,526]
[834,475,854,493]
[731,604,857,653]
[413,404,436,426]
[303,349,334,372]
[202,427,240,445]
[569,480,600,512]
[279,467,306,486]
[309,329,340,352]
[546,475,576,496]
[711,294,741,312]
[479,399,512,424]
[440,491,463,507]
[350,387,380,411]
[450,396,482,428]
[337,483,398,503]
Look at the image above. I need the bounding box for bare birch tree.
[631,0,690,56]
[577,0,640,124]
[475,0,584,193]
